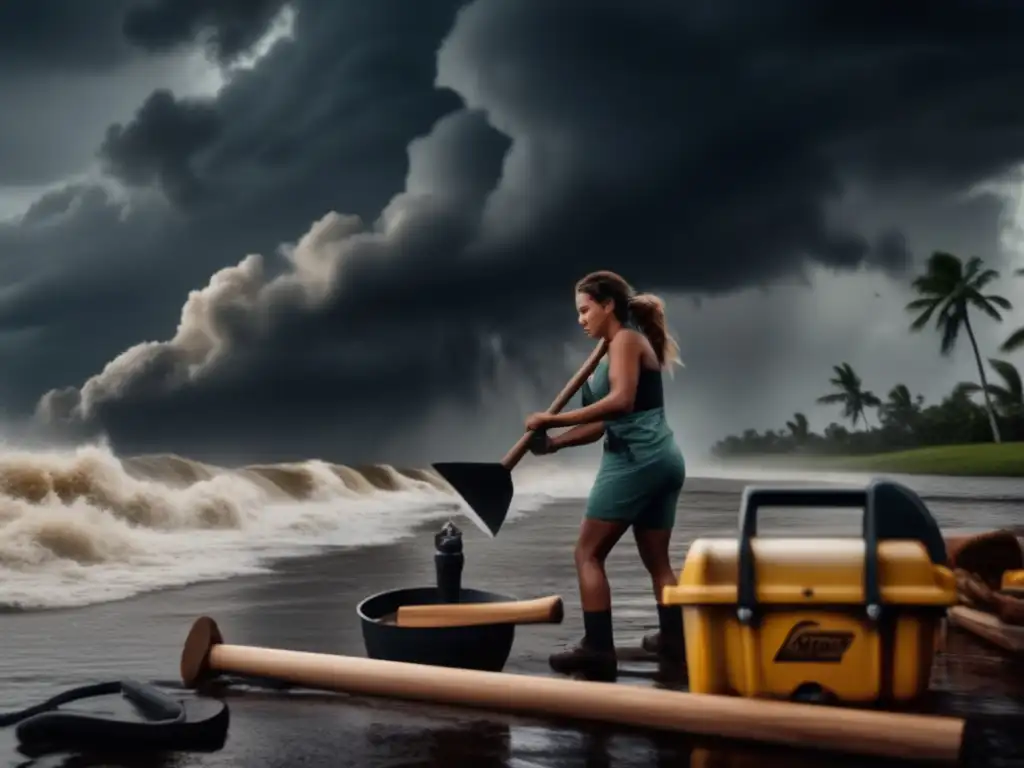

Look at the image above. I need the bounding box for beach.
[1,451,1023,767]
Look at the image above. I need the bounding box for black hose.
[1,679,229,755]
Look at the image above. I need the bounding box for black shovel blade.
[432,461,513,538]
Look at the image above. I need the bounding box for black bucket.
[357,587,518,672]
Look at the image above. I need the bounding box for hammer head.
[432,461,513,538]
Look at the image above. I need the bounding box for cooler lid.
[662,537,956,606]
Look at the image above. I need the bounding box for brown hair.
[574,270,682,371]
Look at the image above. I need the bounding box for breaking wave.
[11,443,1015,612]
[0,443,590,610]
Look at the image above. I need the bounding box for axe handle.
[396,596,564,628]
[501,339,609,470]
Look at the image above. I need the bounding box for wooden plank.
[948,606,1024,656]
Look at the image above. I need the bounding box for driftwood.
[946,530,1024,627]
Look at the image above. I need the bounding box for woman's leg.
[575,517,630,613]
[633,526,677,604]
[548,517,628,678]
[633,458,685,660]
[634,525,685,661]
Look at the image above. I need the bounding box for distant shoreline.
[714,442,1024,479]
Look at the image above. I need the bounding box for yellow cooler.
[663,480,956,705]
[1002,569,1024,596]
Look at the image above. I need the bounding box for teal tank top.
[580,354,677,466]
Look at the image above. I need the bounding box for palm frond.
[887,383,912,404]
[1000,326,1024,353]
[929,251,965,279]
[939,314,961,355]
[987,384,1014,405]
[862,392,882,407]
[970,266,1001,290]
[909,307,936,331]
[983,294,1013,311]
[816,393,847,405]
[988,358,1023,403]
[969,294,1006,322]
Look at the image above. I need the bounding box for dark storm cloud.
[0,0,295,187]
[0,0,291,71]
[99,90,223,205]
[20,186,94,226]
[0,184,172,410]
[5,0,476,458]
[22,0,1024,463]
[872,231,912,274]
[0,0,138,72]
[432,0,1023,291]
[0,0,141,184]
[123,0,292,64]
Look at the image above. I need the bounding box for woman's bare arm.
[551,422,606,451]
[544,331,642,428]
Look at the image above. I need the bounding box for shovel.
[433,339,609,538]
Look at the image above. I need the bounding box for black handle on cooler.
[736,485,882,626]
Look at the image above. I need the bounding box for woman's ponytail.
[628,293,682,372]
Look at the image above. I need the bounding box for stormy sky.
[2,0,1024,467]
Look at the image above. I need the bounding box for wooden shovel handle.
[501,339,609,470]
[182,615,969,763]
[395,595,564,628]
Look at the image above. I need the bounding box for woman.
[525,270,686,679]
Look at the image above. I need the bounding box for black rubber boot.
[548,640,617,680]
[641,604,685,663]
[549,610,617,680]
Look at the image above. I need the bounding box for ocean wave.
[5,445,1015,611]
[0,443,573,610]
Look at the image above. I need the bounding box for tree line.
[712,252,1024,458]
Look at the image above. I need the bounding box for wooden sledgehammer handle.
[396,595,564,628]
[501,339,609,470]
[180,617,968,764]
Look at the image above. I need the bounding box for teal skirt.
[584,439,685,530]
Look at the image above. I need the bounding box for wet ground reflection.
[3,478,1024,767]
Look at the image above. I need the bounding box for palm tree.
[887,384,918,410]
[816,363,881,430]
[880,383,923,433]
[785,412,810,447]
[1000,266,1024,354]
[786,411,811,442]
[906,252,1011,443]
[961,359,1023,418]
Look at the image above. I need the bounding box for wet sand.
[1,476,1023,767]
